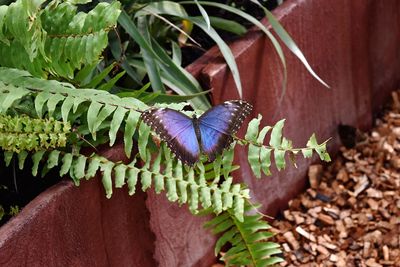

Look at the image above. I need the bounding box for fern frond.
[0,114,70,152]
[204,203,283,267]
[3,146,250,220]
[0,0,121,78]
[242,115,331,178]
[0,67,147,157]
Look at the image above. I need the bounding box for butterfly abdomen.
[192,115,203,150]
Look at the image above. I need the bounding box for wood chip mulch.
[272,92,400,267]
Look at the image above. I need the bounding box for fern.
[0,67,147,157]
[0,66,330,222]
[0,0,120,79]
[205,203,283,267]
[242,115,330,178]
[2,146,250,219]
[0,114,70,152]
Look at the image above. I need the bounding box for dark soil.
[181,0,281,66]
[0,157,62,226]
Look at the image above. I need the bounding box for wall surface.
[0,0,399,266]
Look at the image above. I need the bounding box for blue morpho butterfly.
[140,100,253,166]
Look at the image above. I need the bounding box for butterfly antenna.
[112,27,124,64]
[72,128,98,151]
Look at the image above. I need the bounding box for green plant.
[205,203,282,266]
[108,0,329,110]
[0,0,331,266]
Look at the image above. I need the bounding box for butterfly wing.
[198,100,252,161]
[141,108,200,165]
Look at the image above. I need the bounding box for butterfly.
[140,100,253,166]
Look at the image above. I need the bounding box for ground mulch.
[272,92,400,267]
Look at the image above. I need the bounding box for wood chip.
[317,213,335,225]
[367,198,379,210]
[363,241,371,258]
[382,245,389,261]
[350,175,370,197]
[329,254,338,262]
[366,188,383,198]
[292,212,305,224]
[283,231,299,250]
[295,226,316,242]
[282,243,291,253]
[316,245,330,256]
[308,164,323,189]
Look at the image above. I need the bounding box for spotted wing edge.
[198,100,253,161]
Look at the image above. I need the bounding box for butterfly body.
[141,100,252,165]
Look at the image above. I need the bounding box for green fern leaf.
[34,91,50,118]
[260,147,272,176]
[92,104,116,133]
[222,146,234,179]
[60,153,73,176]
[269,119,285,147]
[248,144,261,178]
[124,110,140,158]
[47,94,64,117]
[200,187,212,208]
[233,195,244,222]
[17,150,28,169]
[61,96,74,122]
[109,106,128,146]
[166,178,178,202]
[127,166,139,196]
[1,85,29,113]
[212,155,222,183]
[245,114,262,141]
[31,150,45,176]
[73,155,87,180]
[212,189,223,214]
[87,101,103,139]
[114,164,128,188]
[306,133,331,161]
[154,174,164,194]
[3,151,13,166]
[257,126,271,143]
[85,156,101,179]
[274,149,286,171]
[177,180,188,204]
[189,184,199,213]
[141,170,152,192]
[100,161,114,199]
[47,150,60,169]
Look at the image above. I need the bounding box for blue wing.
[198,100,252,161]
[141,108,200,165]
